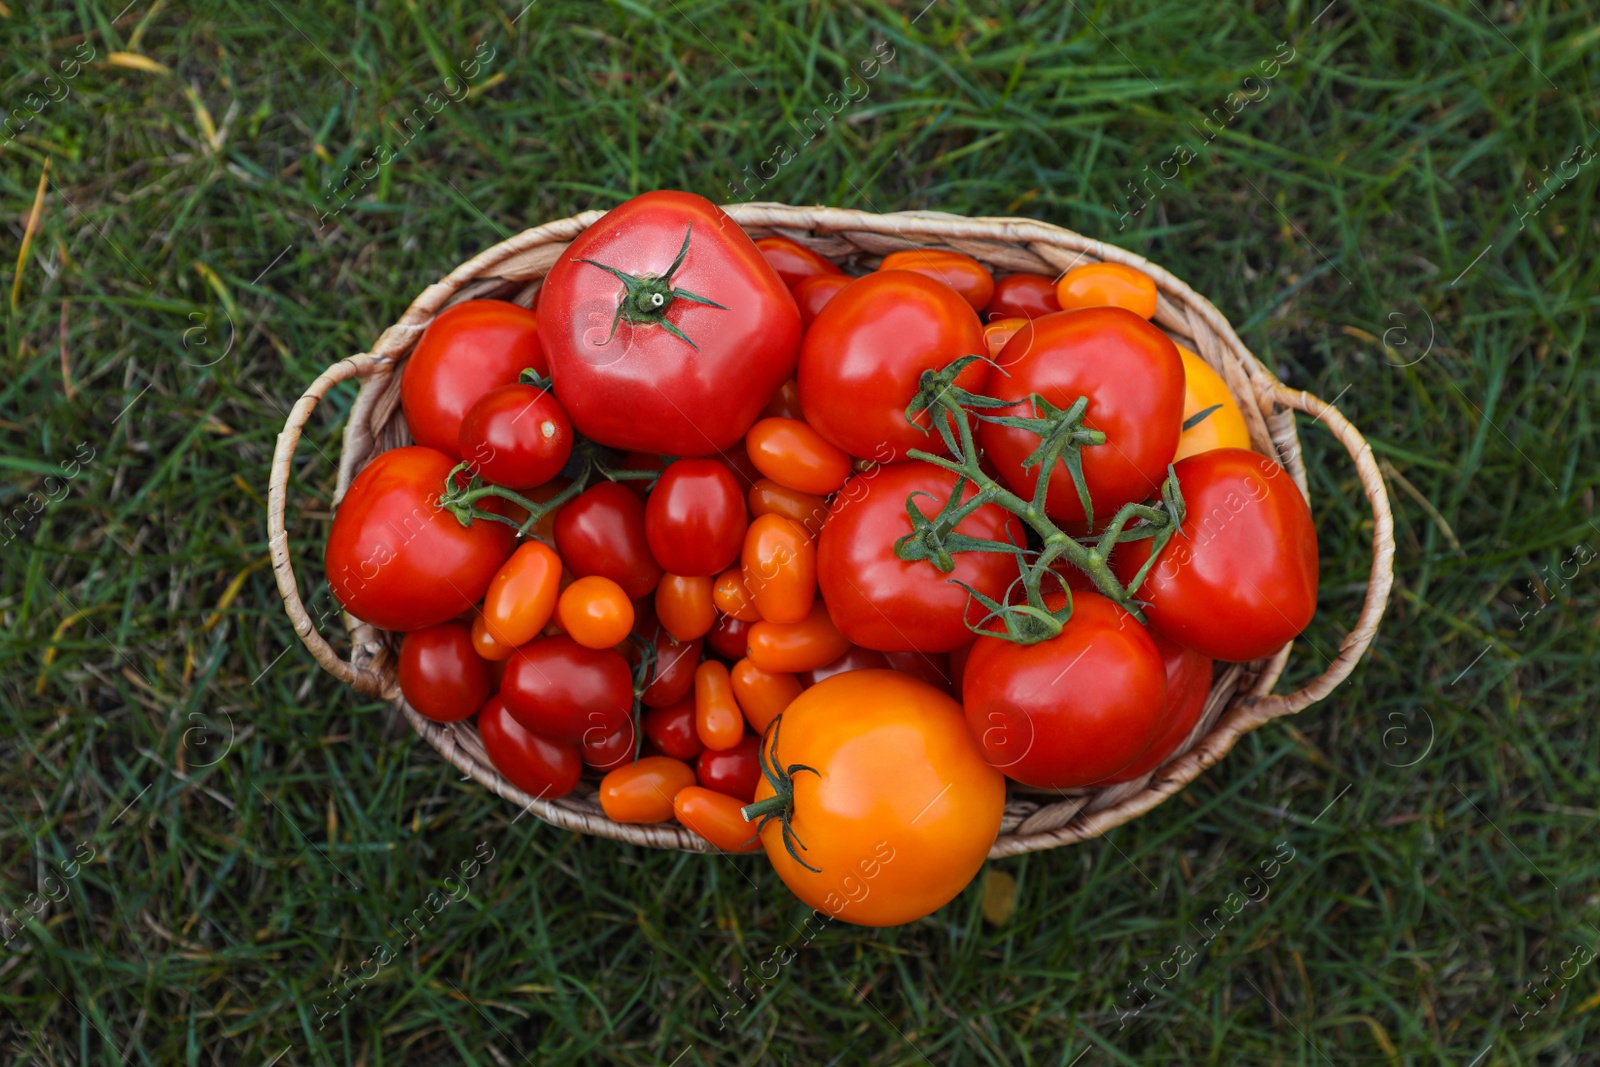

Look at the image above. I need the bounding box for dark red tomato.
[325,446,513,632]
[884,649,954,695]
[538,191,801,455]
[696,734,761,802]
[643,697,704,761]
[644,459,748,577]
[756,235,843,288]
[878,249,995,313]
[500,635,632,744]
[582,720,638,772]
[1112,448,1319,662]
[818,461,1021,652]
[988,273,1062,320]
[980,308,1184,526]
[793,274,852,330]
[706,613,752,660]
[1100,632,1213,784]
[458,383,573,490]
[477,695,582,800]
[397,622,492,723]
[760,378,804,420]
[798,272,987,462]
[948,641,972,694]
[962,591,1166,789]
[798,645,890,686]
[640,633,703,709]
[714,443,762,492]
[554,481,664,598]
[401,301,547,459]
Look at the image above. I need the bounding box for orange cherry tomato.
[760,378,804,420]
[741,514,815,624]
[756,235,844,289]
[598,756,697,824]
[470,613,517,662]
[480,541,562,648]
[694,660,746,751]
[1173,344,1252,462]
[746,600,850,674]
[745,417,853,495]
[712,566,761,622]
[655,574,716,641]
[982,317,1029,359]
[557,575,635,650]
[747,478,829,538]
[729,658,804,734]
[673,786,762,852]
[878,249,995,312]
[1055,262,1158,319]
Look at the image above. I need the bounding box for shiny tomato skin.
[599,757,697,824]
[696,734,761,802]
[640,632,702,709]
[1174,345,1252,462]
[879,249,995,312]
[401,301,547,459]
[500,635,633,744]
[798,271,988,462]
[458,383,573,490]
[555,481,664,598]
[793,274,852,329]
[962,592,1166,788]
[747,479,829,538]
[745,418,853,495]
[655,574,716,641]
[1099,633,1213,784]
[477,696,582,800]
[980,308,1184,525]
[325,446,514,632]
[741,515,816,624]
[480,541,562,649]
[556,575,635,650]
[798,645,890,686]
[712,566,761,622]
[398,622,492,723]
[982,317,1029,359]
[818,462,1021,653]
[673,786,762,852]
[756,235,843,288]
[988,273,1061,320]
[728,658,804,734]
[539,192,801,455]
[1112,448,1319,662]
[745,600,851,674]
[643,697,705,761]
[582,721,639,772]
[694,660,746,751]
[706,613,753,660]
[1056,262,1158,319]
[471,614,516,661]
[644,459,748,577]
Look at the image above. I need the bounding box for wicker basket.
[268,203,1394,859]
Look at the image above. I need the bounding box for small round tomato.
[747,479,828,538]
[639,630,702,709]
[712,566,761,622]
[745,600,851,674]
[656,574,716,641]
[756,235,843,288]
[706,612,752,660]
[477,695,581,800]
[745,418,852,496]
[643,697,704,761]
[1174,344,1252,462]
[400,301,547,459]
[1100,633,1213,784]
[582,719,639,771]
[470,614,516,661]
[1055,262,1158,319]
[501,635,632,744]
[696,734,761,802]
[988,273,1061,320]
[555,481,663,598]
[458,383,573,490]
[673,786,762,852]
[793,274,852,329]
[694,660,746,751]
[729,658,804,734]
[878,249,995,312]
[741,514,816,624]
[398,622,492,723]
[760,378,804,420]
[982,317,1029,359]
[645,459,748,577]
[798,645,889,686]
[599,756,697,824]
[480,541,562,649]
[556,575,634,650]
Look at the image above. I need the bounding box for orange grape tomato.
[557,575,635,650]
[470,613,517,661]
[481,541,562,648]
[694,660,746,751]
[983,317,1029,359]
[712,566,762,622]
[747,479,828,538]
[745,599,851,674]
[598,756,697,824]
[1055,262,1159,319]
[740,514,816,624]
[878,249,996,312]
[760,378,804,421]
[729,658,804,734]
[1174,344,1253,461]
[673,785,762,852]
[745,417,853,495]
[655,574,716,641]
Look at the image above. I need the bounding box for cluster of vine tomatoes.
[324,191,1320,927]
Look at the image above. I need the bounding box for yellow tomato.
[1174,344,1252,461]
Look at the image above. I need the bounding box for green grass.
[2,0,1598,1062]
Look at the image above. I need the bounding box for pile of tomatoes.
[324,191,1320,927]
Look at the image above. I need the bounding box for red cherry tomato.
[325,446,513,632]
[745,600,851,673]
[741,514,816,624]
[694,660,746,751]
[756,235,843,288]
[655,574,716,641]
[745,417,853,495]
[728,658,804,734]
[458,383,573,490]
[706,613,752,660]
[643,697,705,761]
[599,756,697,824]
[500,635,632,744]
[480,541,562,649]
[746,479,829,538]
[793,274,852,329]
[397,622,492,723]
[401,301,547,459]
[1100,633,1213,784]
[1055,262,1158,319]
[644,459,748,577]
[556,575,635,650]
[878,249,995,312]
[988,273,1061,320]
[798,645,889,686]
[696,734,761,802]
[673,786,762,852]
[555,481,663,598]
[581,720,639,772]
[477,695,581,800]
[640,631,703,709]
[760,378,805,420]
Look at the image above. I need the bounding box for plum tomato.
[458,383,573,490]
[556,575,635,650]
[988,273,1061,320]
[696,733,761,802]
[793,273,852,329]
[756,235,843,288]
[1174,344,1252,462]
[555,481,664,598]
[599,756,697,824]
[500,635,632,744]
[728,658,804,734]
[640,630,702,709]
[643,697,705,761]
[706,612,753,660]
[694,660,746,751]
[745,600,851,674]
[878,249,995,312]
[674,786,762,852]
[398,622,492,723]
[741,514,816,624]
[401,301,547,459]
[746,479,828,538]
[745,417,852,496]
[470,614,516,661]
[1055,262,1158,319]
[644,459,748,577]
[655,574,716,641]
[1099,632,1213,784]
[480,541,562,649]
[712,566,761,622]
[477,695,582,800]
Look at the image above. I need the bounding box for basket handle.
[267,352,392,698]
[1241,382,1395,722]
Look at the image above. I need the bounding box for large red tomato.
[324,446,513,632]
[537,191,801,455]
[1112,448,1319,662]
[400,301,547,459]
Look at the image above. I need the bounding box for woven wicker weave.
[268,202,1394,859]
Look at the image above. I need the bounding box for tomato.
[501,635,632,744]
[325,446,513,632]
[479,541,562,649]
[554,481,663,598]
[470,615,516,661]
[556,575,634,649]
[694,660,746,751]
[477,695,582,800]
[706,612,752,660]
[741,514,816,624]
[745,600,850,673]
[582,720,639,771]
[696,734,761,802]
[599,756,697,824]
[401,301,547,459]
[982,317,1028,359]
[644,459,747,577]
[712,566,761,622]
[798,271,987,462]
[539,191,801,455]
[520,478,571,542]
[817,461,1021,652]
[397,622,492,723]
[1112,448,1319,662]
[643,697,704,761]
[760,378,804,420]
[980,308,1184,525]
[729,658,803,734]
[756,235,843,288]
[1100,633,1213,784]
[749,671,1004,927]
[745,418,852,496]
[640,631,702,708]
[883,650,954,695]
[793,274,852,329]
[1055,262,1158,319]
[947,641,971,694]
[655,574,716,641]
[714,443,763,490]
[988,273,1061,320]
[747,479,829,537]
[878,249,995,312]
[798,645,889,686]
[1174,344,1252,462]
[458,383,573,490]
[673,786,762,852]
